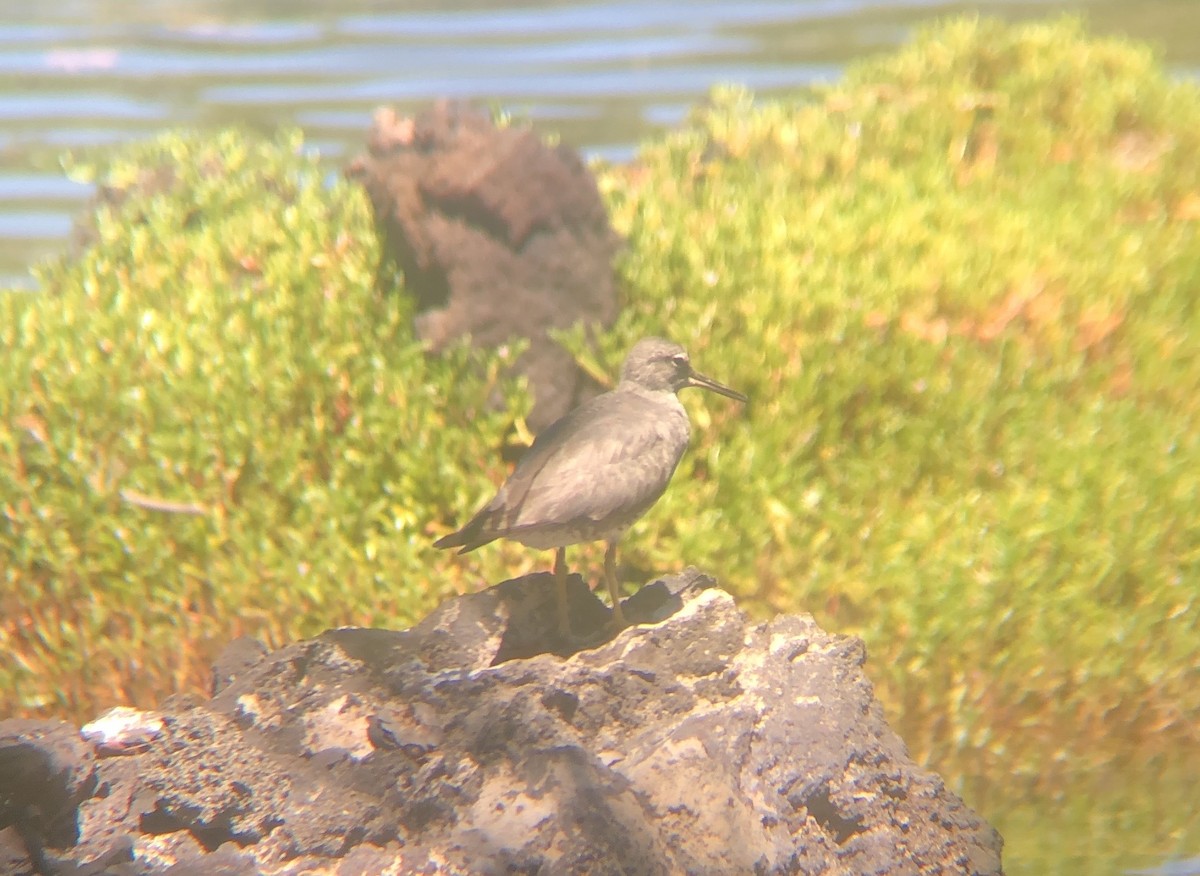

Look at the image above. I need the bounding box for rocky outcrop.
[346,101,621,431]
[0,570,1003,875]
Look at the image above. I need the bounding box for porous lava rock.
[346,100,621,431]
[0,570,1003,874]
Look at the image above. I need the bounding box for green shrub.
[584,21,1200,868]
[587,13,1200,784]
[0,130,526,714]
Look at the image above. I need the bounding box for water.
[2,0,1199,288]
[2,1,1200,871]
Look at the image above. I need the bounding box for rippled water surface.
[2,0,1199,285]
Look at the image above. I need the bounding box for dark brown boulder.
[0,719,97,869]
[0,571,1002,874]
[347,101,621,431]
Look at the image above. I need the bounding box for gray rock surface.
[0,570,1003,875]
[346,100,621,432]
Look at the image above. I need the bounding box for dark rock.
[0,827,30,876]
[346,100,621,431]
[0,570,1003,874]
[210,637,268,696]
[0,719,97,865]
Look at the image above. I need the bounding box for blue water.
[2,0,1199,288]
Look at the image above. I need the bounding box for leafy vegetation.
[0,130,524,712]
[2,15,1198,874]
[588,16,1200,869]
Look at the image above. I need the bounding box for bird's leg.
[553,546,572,639]
[604,541,628,628]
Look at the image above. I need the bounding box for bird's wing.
[485,392,688,534]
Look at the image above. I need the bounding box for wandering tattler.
[434,337,747,637]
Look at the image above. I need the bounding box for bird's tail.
[433,517,492,553]
[433,529,468,550]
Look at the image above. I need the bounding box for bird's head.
[620,337,747,402]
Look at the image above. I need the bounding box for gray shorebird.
[434,337,747,637]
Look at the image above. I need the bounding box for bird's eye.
[670,354,689,370]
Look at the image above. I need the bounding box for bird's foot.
[609,601,629,631]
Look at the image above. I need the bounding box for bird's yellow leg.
[553,546,572,638]
[604,541,628,628]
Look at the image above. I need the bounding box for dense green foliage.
[588,17,1200,868]
[3,16,1198,873]
[0,130,523,711]
[592,14,1200,775]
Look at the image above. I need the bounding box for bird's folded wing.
[493,394,687,531]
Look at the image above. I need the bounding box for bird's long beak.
[687,369,748,403]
